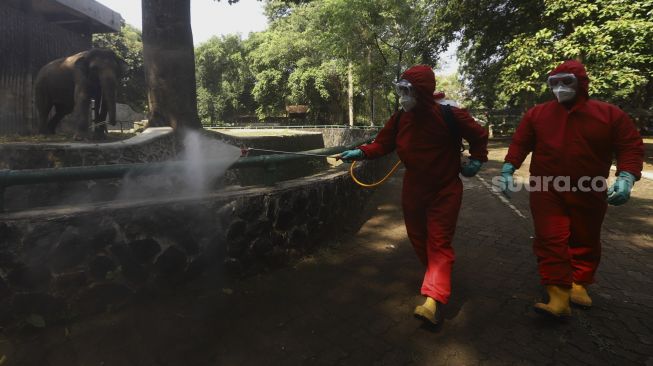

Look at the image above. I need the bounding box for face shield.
[547,73,577,89]
[395,79,417,111]
[395,79,414,98]
[547,73,578,103]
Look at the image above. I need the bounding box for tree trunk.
[394,49,403,111]
[348,60,354,127]
[142,0,201,130]
[368,47,375,126]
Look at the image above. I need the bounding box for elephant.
[34,48,129,140]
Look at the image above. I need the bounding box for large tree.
[196,35,255,125]
[433,0,545,109]
[248,0,441,124]
[141,0,211,130]
[434,0,652,116]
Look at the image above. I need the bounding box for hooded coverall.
[360,65,489,303]
[505,60,644,287]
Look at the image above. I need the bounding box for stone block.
[223,257,243,276]
[289,228,308,248]
[0,275,8,298]
[155,246,188,276]
[52,271,88,293]
[247,219,273,240]
[184,258,206,281]
[292,193,309,215]
[275,209,295,231]
[109,244,148,284]
[49,232,89,272]
[226,219,247,241]
[252,236,273,256]
[0,222,10,245]
[88,226,118,251]
[227,238,250,258]
[128,238,161,264]
[11,292,66,325]
[72,283,133,317]
[7,264,52,290]
[89,255,116,279]
[178,237,199,256]
[235,195,266,221]
[0,249,18,268]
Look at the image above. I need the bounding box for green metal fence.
[0,138,373,211]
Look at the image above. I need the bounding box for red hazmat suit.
[505,60,644,286]
[360,65,488,303]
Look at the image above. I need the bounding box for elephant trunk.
[99,71,117,125]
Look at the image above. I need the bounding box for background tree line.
[94,0,652,129]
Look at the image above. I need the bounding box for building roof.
[9,0,123,33]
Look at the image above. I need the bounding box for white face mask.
[552,85,576,103]
[400,95,417,111]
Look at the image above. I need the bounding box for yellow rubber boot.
[570,283,592,308]
[414,297,441,325]
[533,285,572,318]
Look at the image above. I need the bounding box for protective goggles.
[547,73,577,88]
[395,79,414,97]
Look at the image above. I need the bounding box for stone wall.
[0,128,180,211]
[305,127,381,148]
[0,128,178,170]
[0,156,395,327]
[0,128,381,211]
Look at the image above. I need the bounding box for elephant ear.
[116,55,129,76]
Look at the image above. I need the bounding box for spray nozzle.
[240,146,251,157]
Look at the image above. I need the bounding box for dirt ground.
[1,142,652,366]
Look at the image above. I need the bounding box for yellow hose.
[349,160,402,188]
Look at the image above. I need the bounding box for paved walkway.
[2,143,652,365]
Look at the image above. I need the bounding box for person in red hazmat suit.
[499,60,644,317]
[339,65,489,325]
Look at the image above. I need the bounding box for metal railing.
[206,125,382,130]
[0,138,373,211]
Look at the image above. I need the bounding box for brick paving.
[1,142,652,365]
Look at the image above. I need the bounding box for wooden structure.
[285,105,309,119]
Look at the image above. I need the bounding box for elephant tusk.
[91,120,109,129]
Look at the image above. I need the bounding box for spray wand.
[240,147,339,158]
[239,146,402,188]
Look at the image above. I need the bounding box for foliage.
[263,0,314,21]
[434,0,546,109]
[436,0,652,113]
[436,73,471,107]
[497,0,653,111]
[195,35,256,125]
[244,0,442,124]
[136,0,651,129]
[92,22,147,111]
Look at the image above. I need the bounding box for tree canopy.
[195,35,256,124]
[436,0,652,115]
[92,22,147,111]
[137,0,651,127]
